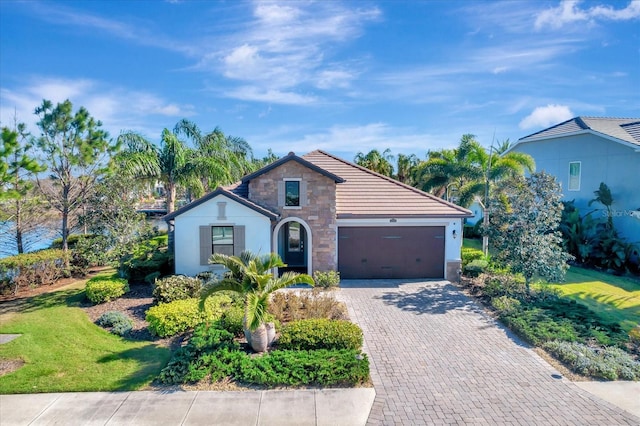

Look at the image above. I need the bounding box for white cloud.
[535,0,640,30]
[519,104,574,129]
[25,2,197,56]
[265,123,446,156]
[315,69,356,89]
[0,77,194,138]
[224,86,317,105]
[212,1,381,102]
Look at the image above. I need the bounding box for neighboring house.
[506,117,640,242]
[465,199,484,226]
[165,150,472,280]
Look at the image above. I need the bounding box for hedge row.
[0,249,69,295]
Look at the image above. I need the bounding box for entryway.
[274,218,311,275]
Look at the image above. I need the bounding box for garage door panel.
[338,227,445,279]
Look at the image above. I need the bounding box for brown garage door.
[338,226,445,279]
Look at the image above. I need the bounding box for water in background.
[0,217,168,259]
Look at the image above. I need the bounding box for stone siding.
[248,161,338,272]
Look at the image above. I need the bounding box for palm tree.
[415,134,535,207]
[354,149,394,177]
[395,153,419,185]
[116,120,254,213]
[189,127,255,196]
[200,251,314,352]
[116,126,194,214]
[415,134,482,201]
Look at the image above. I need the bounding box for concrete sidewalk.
[0,388,376,426]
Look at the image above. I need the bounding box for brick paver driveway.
[338,280,639,425]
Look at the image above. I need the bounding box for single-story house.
[164,150,472,280]
[505,117,640,242]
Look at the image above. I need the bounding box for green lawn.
[547,266,640,332]
[0,282,170,394]
[463,238,483,251]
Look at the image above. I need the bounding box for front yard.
[461,239,640,381]
[0,280,171,393]
[546,266,640,332]
[0,263,369,393]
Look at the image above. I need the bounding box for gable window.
[212,226,234,256]
[285,181,300,206]
[568,162,581,191]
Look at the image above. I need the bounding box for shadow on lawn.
[0,288,84,317]
[97,345,171,391]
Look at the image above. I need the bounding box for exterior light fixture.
[452,229,457,239]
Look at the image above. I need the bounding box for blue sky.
[1,0,639,161]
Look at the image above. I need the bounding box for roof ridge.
[305,150,471,214]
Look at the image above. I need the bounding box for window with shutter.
[200,225,246,264]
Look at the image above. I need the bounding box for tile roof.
[163,186,279,221]
[518,116,640,147]
[167,151,472,221]
[303,150,472,219]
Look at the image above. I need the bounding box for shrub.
[96,311,134,336]
[463,259,489,277]
[461,247,485,268]
[313,270,340,289]
[277,319,363,350]
[235,349,369,387]
[500,307,579,346]
[0,249,69,295]
[161,347,369,387]
[119,234,172,283]
[629,326,640,355]
[543,341,640,380]
[50,234,96,250]
[219,305,245,336]
[482,273,526,299]
[490,296,521,314]
[146,295,233,337]
[269,290,348,323]
[152,275,203,303]
[158,323,240,384]
[85,274,129,304]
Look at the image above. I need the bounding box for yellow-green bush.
[85,274,129,304]
[277,318,363,350]
[146,295,233,337]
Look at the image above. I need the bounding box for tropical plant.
[200,251,314,352]
[415,135,534,207]
[354,148,394,177]
[589,182,614,229]
[394,153,419,185]
[117,121,255,213]
[487,172,572,292]
[559,186,639,274]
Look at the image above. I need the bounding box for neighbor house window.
[212,226,234,256]
[568,162,581,191]
[285,181,300,207]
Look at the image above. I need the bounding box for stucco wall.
[173,194,272,276]
[512,134,640,242]
[248,161,338,272]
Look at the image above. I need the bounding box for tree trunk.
[166,182,176,214]
[15,199,23,254]
[62,183,70,251]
